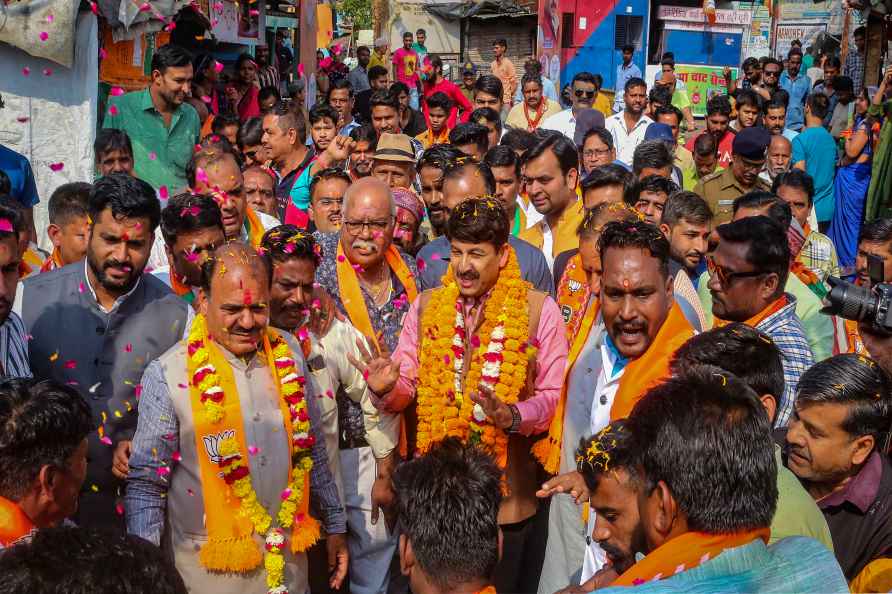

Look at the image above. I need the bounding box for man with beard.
[759,134,793,186]
[154,193,225,310]
[417,159,553,294]
[254,44,279,90]
[354,197,568,594]
[391,187,426,256]
[263,226,398,594]
[348,124,378,180]
[535,221,695,594]
[605,78,652,166]
[417,144,464,238]
[724,57,763,99]
[685,95,734,168]
[695,126,771,224]
[15,174,189,532]
[329,79,360,137]
[773,169,837,282]
[309,168,349,233]
[706,215,813,426]
[348,46,372,94]
[507,74,563,132]
[658,190,710,331]
[104,44,200,193]
[763,97,799,142]
[0,204,30,378]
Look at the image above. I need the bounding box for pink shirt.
[375,292,568,435]
[392,48,420,87]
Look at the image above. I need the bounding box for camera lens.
[825,277,878,322]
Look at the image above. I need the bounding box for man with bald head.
[415,160,554,293]
[313,176,420,593]
[127,242,347,594]
[760,134,793,185]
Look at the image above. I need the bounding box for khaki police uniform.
[693,167,770,224]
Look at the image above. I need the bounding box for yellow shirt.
[368,50,389,72]
[505,99,563,131]
[519,199,585,260]
[594,92,612,118]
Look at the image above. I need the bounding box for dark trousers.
[493,501,550,594]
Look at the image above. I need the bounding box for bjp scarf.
[555,253,591,344]
[788,222,827,299]
[611,529,770,586]
[844,318,868,355]
[243,207,266,249]
[533,296,600,474]
[335,241,418,351]
[18,248,44,280]
[39,248,63,273]
[170,271,195,304]
[714,295,788,330]
[523,100,547,131]
[0,496,35,548]
[187,334,315,571]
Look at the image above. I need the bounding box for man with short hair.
[369,90,402,136]
[416,159,554,294]
[417,144,465,238]
[356,197,568,594]
[394,438,502,594]
[659,189,712,284]
[780,49,811,131]
[348,124,378,180]
[449,122,490,161]
[828,75,856,139]
[309,103,340,153]
[263,226,397,594]
[760,134,793,185]
[786,354,892,584]
[237,117,266,167]
[156,192,225,308]
[104,44,200,193]
[724,56,763,98]
[685,94,734,167]
[0,378,93,549]
[392,31,421,110]
[631,139,675,182]
[613,44,642,113]
[579,128,617,177]
[507,74,563,132]
[370,133,416,189]
[706,215,814,425]
[254,44,279,90]
[513,58,560,104]
[16,174,189,531]
[592,368,847,593]
[625,174,676,224]
[484,145,526,234]
[844,26,867,93]
[421,55,473,130]
[43,183,91,272]
[472,74,504,111]
[354,65,390,124]
[773,169,837,282]
[695,126,771,224]
[348,45,372,94]
[685,131,721,190]
[328,79,360,136]
[0,205,30,378]
[416,92,453,148]
[581,164,632,209]
[763,98,799,141]
[127,243,347,594]
[308,167,349,233]
[535,220,695,593]
[791,93,837,228]
[469,107,503,151]
[519,132,585,270]
[263,104,314,222]
[730,89,761,131]
[460,62,478,104]
[542,72,602,141]
[243,166,278,218]
[605,78,652,166]
[490,38,517,110]
[93,129,135,178]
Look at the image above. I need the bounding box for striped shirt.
[0,312,32,379]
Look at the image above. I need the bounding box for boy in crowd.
[42,183,91,272]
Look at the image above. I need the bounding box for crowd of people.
[1,28,892,594]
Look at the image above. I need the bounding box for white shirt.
[605,112,653,166]
[540,109,577,142]
[83,258,142,315]
[517,195,543,229]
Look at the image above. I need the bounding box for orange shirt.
[490,57,517,106]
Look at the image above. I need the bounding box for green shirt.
[672,87,692,111]
[772,445,834,552]
[103,88,200,192]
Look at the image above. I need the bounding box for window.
[561,12,575,48]
[614,15,644,50]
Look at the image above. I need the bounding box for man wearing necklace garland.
[263,225,401,594]
[126,243,347,594]
[312,176,419,592]
[354,197,568,593]
[505,74,562,133]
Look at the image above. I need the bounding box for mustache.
[599,541,633,569]
[612,321,647,334]
[104,260,133,273]
[352,239,378,252]
[456,269,479,281]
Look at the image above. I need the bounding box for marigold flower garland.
[187,315,318,594]
[416,249,534,469]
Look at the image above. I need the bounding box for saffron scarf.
[844,318,868,355]
[533,296,600,474]
[335,241,418,350]
[0,496,35,548]
[170,271,195,304]
[714,295,788,330]
[187,333,315,572]
[610,529,770,586]
[39,248,63,273]
[555,253,591,344]
[243,207,266,248]
[417,127,450,148]
[523,100,547,131]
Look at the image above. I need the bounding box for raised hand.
[536,470,590,504]
[469,384,513,430]
[347,336,400,397]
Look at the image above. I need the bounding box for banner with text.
[675,64,734,118]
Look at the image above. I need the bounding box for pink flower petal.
[124,343,133,352]
[138,2,151,11]
[39,32,49,42]
[110,86,125,96]
[21,67,30,76]
[159,185,169,200]
[213,60,224,73]
[42,68,52,76]
[16,116,29,123]
[247,445,261,455]
[195,167,209,185]
[100,436,113,445]
[200,95,212,103]
[90,2,99,14]
[78,282,86,293]
[98,47,107,59]
[64,360,77,369]
[249,8,259,16]
[46,14,55,23]
[108,104,119,116]
[298,64,305,78]
[148,151,157,160]
[116,503,124,515]
[171,451,182,462]
[49,162,64,172]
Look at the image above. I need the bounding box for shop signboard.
[675,64,734,117]
[774,22,827,60]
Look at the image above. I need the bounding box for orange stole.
[244,207,266,248]
[714,295,788,330]
[39,248,63,273]
[335,242,418,350]
[611,529,770,586]
[533,296,600,474]
[845,319,868,355]
[609,301,696,421]
[555,253,591,344]
[0,495,35,548]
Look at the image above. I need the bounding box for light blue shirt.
[597,537,848,594]
[779,71,812,131]
[613,62,643,112]
[792,126,838,222]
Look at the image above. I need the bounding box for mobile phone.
[868,253,885,286]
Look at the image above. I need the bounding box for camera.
[822,254,892,335]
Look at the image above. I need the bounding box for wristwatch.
[507,404,522,434]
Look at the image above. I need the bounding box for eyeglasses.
[763,70,781,78]
[343,218,391,235]
[582,148,612,158]
[574,89,596,98]
[706,256,766,287]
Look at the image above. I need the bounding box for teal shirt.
[698,271,834,362]
[103,89,200,193]
[791,126,838,223]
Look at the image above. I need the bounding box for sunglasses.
[763,70,781,77]
[706,256,766,287]
[574,89,596,98]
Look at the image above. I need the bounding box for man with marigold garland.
[126,243,347,594]
[352,197,568,593]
